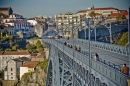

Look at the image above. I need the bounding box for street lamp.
[102,22,112,43]
[86,17,93,86]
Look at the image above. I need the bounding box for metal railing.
[43,39,129,86]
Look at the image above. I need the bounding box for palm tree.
[89,11,96,25]
[89,11,96,18]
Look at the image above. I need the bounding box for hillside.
[17,59,48,86]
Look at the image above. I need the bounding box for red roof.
[120,11,128,15]
[109,11,128,17]
[91,7,117,10]
[1,50,30,55]
[21,61,38,68]
[77,10,87,13]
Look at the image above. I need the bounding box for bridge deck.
[58,38,129,70]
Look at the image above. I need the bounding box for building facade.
[0,50,31,71]
[55,12,82,38]
[20,61,38,80]
[4,59,22,80]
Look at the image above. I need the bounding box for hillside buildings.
[55,7,128,38]
[0,50,31,71]
[4,59,23,80]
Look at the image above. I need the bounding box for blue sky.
[0,0,129,18]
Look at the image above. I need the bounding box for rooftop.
[0,50,30,55]
[21,61,38,68]
[90,7,118,10]
[0,7,11,11]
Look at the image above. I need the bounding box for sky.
[0,0,130,18]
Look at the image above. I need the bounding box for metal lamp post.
[103,22,112,43]
[86,17,93,85]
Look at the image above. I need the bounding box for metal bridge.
[42,38,130,86]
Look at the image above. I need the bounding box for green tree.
[35,40,42,48]
[26,44,36,52]
[89,11,96,19]
[0,47,3,51]
[3,29,8,36]
[116,13,123,22]
[5,48,12,51]
[37,46,44,53]
[116,32,128,46]
[12,45,17,51]
[89,11,96,25]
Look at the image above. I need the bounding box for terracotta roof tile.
[21,61,38,68]
[109,11,128,17]
[91,7,117,10]
[77,10,87,13]
[2,50,30,55]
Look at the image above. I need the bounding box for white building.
[4,59,23,80]
[0,50,31,71]
[14,21,34,38]
[20,61,38,80]
[55,12,82,38]
[3,13,25,23]
[27,18,38,26]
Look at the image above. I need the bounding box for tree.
[0,47,3,51]
[116,13,123,22]
[3,29,8,36]
[89,11,96,19]
[26,44,36,52]
[89,11,96,25]
[37,46,44,53]
[12,45,17,51]
[35,40,42,48]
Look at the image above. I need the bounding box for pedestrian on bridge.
[121,64,129,75]
[94,53,99,61]
[64,42,67,46]
[74,46,77,51]
[77,45,81,52]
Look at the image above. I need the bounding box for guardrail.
[74,38,129,56]
[42,39,129,86]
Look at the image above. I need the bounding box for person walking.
[121,64,129,75]
[94,53,99,61]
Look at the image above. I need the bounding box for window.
[11,77,13,79]
[11,68,13,71]
[11,73,13,75]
